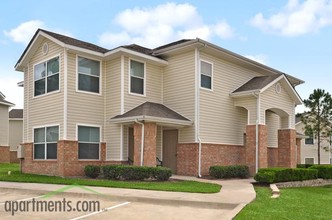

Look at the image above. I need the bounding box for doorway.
[162,129,178,173]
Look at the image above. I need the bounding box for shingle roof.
[0,92,14,106]
[112,102,190,121]
[153,39,192,51]
[40,29,108,53]
[9,109,23,119]
[122,44,153,55]
[233,75,281,93]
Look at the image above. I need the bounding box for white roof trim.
[0,101,15,107]
[110,115,192,126]
[230,75,303,105]
[16,30,168,71]
[0,92,5,99]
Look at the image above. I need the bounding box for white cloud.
[4,20,45,44]
[0,76,24,109]
[99,3,237,48]
[244,54,268,65]
[250,0,332,36]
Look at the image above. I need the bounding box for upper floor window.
[34,57,59,96]
[200,60,212,90]
[78,56,100,94]
[305,137,314,145]
[130,60,145,95]
[78,125,100,160]
[34,125,59,160]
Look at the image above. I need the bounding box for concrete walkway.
[0,176,256,219]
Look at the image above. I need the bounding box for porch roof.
[110,102,192,126]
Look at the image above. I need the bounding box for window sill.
[128,92,146,97]
[33,90,61,99]
[76,89,102,96]
[200,87,213,92]
[32,159,57,162]
[78,159,100,161]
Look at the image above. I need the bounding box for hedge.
[254,168,318,183]
[209,165,249,179]
[101,165,172,181]
[296,164,314,169]
[310,165,332,179]
[84,165,101,179]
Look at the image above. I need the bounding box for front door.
[162,129,178,173]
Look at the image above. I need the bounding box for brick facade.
[278,129,296,168]
[133,122,157,167]
[245,125,268,175]
[267,147,279,167]
[21,141,123,176]
[0,146,10,163]
[296,138,301,164]
[176,143,245,176]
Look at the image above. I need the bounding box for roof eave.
[0,101,15,107]
[110,115,192,126]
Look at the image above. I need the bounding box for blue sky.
[1,0,332,112]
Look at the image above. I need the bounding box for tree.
[302,89,332,164]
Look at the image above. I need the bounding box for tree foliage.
[301,89,332,164]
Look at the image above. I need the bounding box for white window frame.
[76,123,102,161]
[128,58,146,97]
[76,55,102,95]
[32,124,60,160]
[199,59,213,91]
[305,136,314,145]
[33,54,61,98]
[304,157,315,164]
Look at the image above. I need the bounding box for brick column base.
[278,129,296,168]
[133,122,157,167]
[245,125,268,175]
[296,138,301,165]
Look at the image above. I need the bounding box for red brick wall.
[278,129,296,168]
[267,147,278,167]
[10,151,19,163]
[296,138,301,164]
[245,125,268,175]
[176,143,245,176]
[0,146,10,163]
[22,141,123,177]
[133,122,157,167]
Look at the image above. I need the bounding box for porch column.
[296,138,302,164]
[246,125,268,175]
[133,122,157,166]
[278,129,296,168]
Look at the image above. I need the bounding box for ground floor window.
[304,157,314,164]
[34,126,59,160]
[78,125,100,160]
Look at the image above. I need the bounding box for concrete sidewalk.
[0,176,255,219]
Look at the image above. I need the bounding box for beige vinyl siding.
[199,52,262,145]
[66,52,105,141]
[122,126,128,160]
[266,111,280,148]
[233,97,257,125]
[124,57,162,112]
[105,58,122,160]
[296,123,331,164]
[163,51,195,143]
[9,120,23,150]
[261,82,295,129]
[27,39,64,141]
[0,105,9,146]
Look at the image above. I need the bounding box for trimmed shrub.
[297,164,314,169]
[102,165,123,180]
[254,168,318,183]
[310,165,332,179]
[152,167,172,181]
[209,165,249,179]
[102,165,172,181]
[84,165,101,179]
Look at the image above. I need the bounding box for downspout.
[135,119,145,166]
[198,137,202,177]
[252,92,260,174]
[196,42,207,178]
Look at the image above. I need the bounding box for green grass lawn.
[0,163,221,193]
[235,185,332,220]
